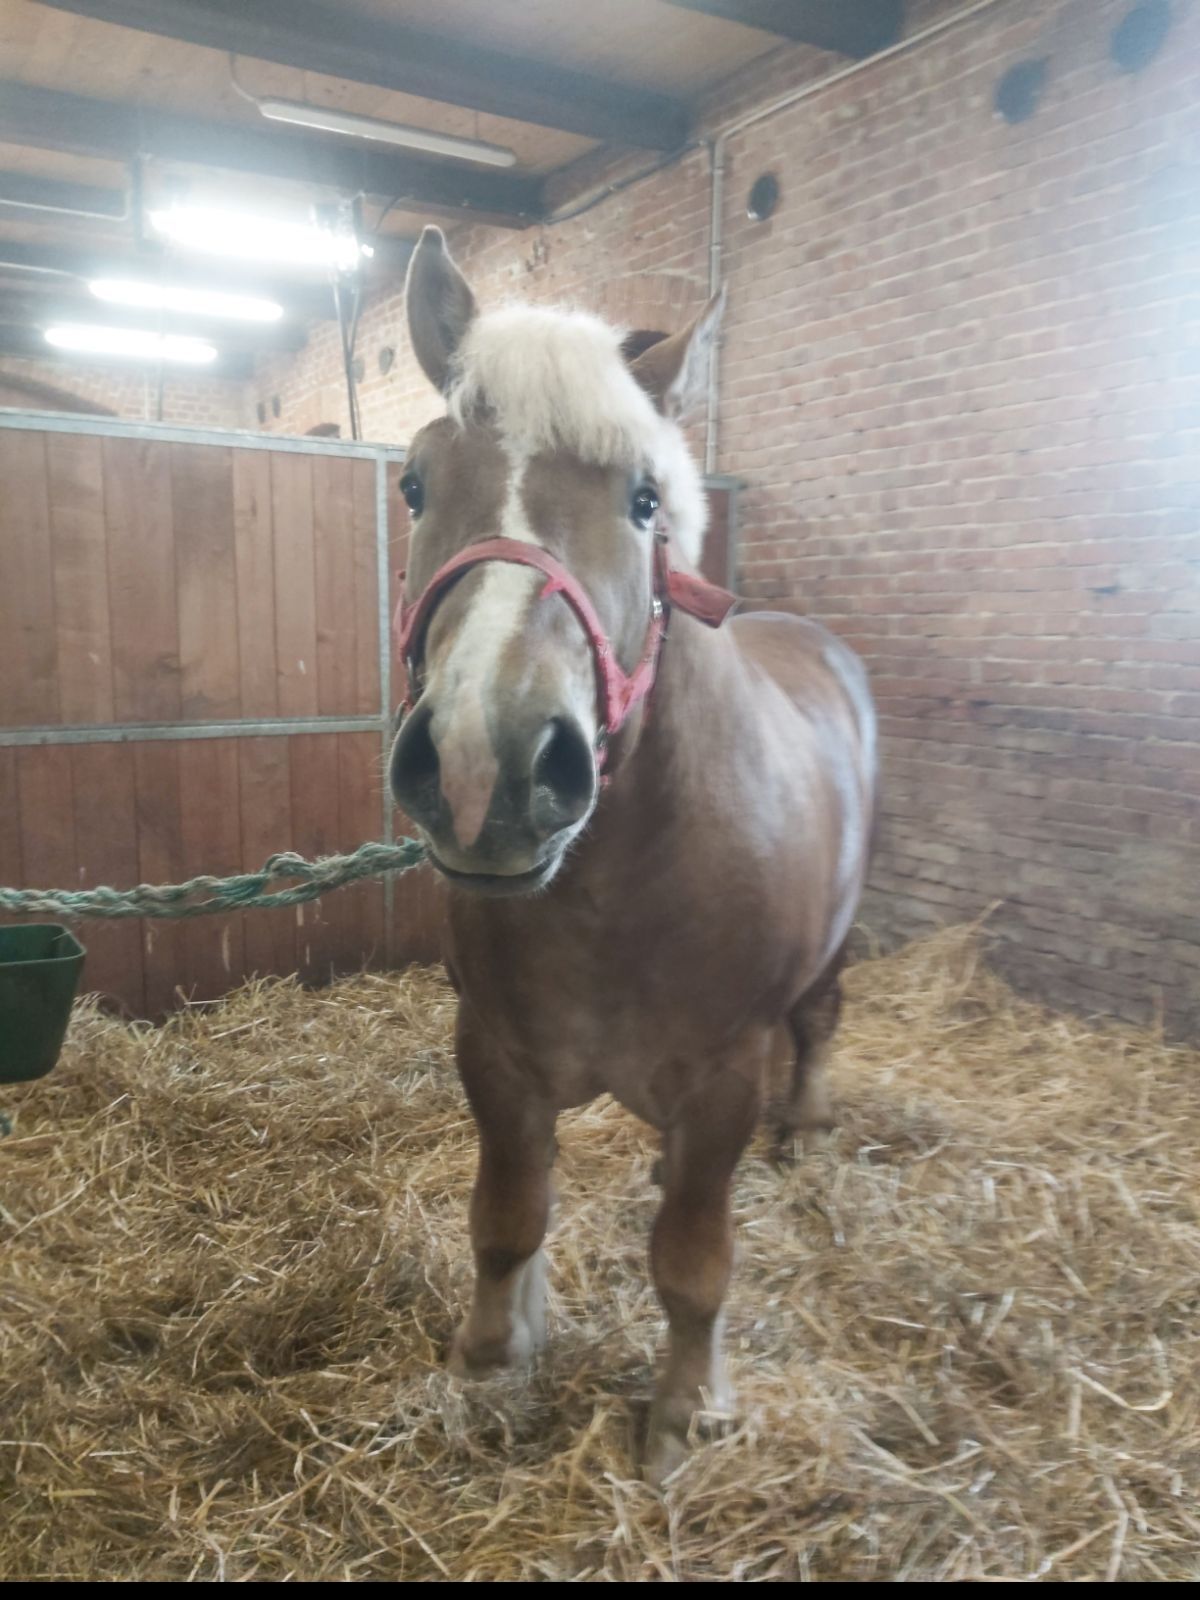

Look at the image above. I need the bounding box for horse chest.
[451,888,800,1123]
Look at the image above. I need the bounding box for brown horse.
[389,227,876,1484]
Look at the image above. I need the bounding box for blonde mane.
[446,305,708,566]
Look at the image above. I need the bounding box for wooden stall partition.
[0,411,435,1017]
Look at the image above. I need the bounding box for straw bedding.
[2,927,1197,1581]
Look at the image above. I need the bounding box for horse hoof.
[447,1320,536,1380]
[643,1384,734,1487]
[771,1122,834,1165]
[447,1334,501,1380]
[643,1421,689,1489]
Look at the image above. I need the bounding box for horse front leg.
[645,1058,762,1486]
[449,1008,558,1378]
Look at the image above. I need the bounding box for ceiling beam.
[0,371,118,414]
[34,0,689,150]
[0,82,541,229]
[661,0,905,58]
[0,170,129,221]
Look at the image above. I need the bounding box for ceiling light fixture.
[253,97,517,168]
[89,278,284,323]
[45,324,218,364]
[148,204,364,273]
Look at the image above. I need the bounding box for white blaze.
[430,453,540,849]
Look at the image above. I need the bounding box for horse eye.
[630,486,660,527]
[400,471,424,516]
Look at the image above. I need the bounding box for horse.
[389,226,877,1485]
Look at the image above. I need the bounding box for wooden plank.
[30,1,688,149]
[0,370,115,417]
[14,746,80,966]
[313,454,358,717]
[176,739,244,1004]
[70,742,144,1015]
[336,731,386,974]
[0,749,23,928]
[46,431,115,724]
[288,734,339,985]
[232,449,278,719]
[389,802,444,970]
[662,0,904,57]
[104,435,181,723]
[172,444,241,721]
[15,747,76,887]
[238,736,297,983]
[0,81,540,228]
[350,459,381,716]
[271,452,319,718]
[0,169,125,219]
[133,741,186,1018]
[0,429,58,726]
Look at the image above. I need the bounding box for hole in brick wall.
[378,345,395,375]
[994,58,1049,123]
[271,395,281,418]
[747,172,780,222]
[1111,0,1171,72]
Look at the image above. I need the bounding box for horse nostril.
[531,718,596,836]
[390,702,441,827]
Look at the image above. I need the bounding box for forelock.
[444,304,708,565]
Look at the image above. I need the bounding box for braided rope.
[0,838,427,921]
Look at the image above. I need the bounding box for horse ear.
[619,328,669,364]
[405,225,477,393]
[627,289,725,420]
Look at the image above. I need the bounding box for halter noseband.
[393,535,737,767]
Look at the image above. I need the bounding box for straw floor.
[2,927,1197,1581]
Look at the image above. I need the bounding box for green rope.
[0,839,427,922]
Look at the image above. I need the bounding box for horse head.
[389,226,723,895]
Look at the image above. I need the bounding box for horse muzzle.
[389,699,596,894]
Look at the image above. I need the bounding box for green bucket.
[0,924,87,1085]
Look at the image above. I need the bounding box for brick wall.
[712,0,1200,1033]
[221,0,1200,1032]
[0,354,250,429]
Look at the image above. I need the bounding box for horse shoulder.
[728,609,876,769]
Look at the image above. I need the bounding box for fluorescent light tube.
[149,205,363,273]
[256,98,517,168]
[89,278,284,322]
[45,324,218,364]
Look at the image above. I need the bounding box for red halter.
[394,535,737,764]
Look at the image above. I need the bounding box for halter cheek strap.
[393,535,737,766]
